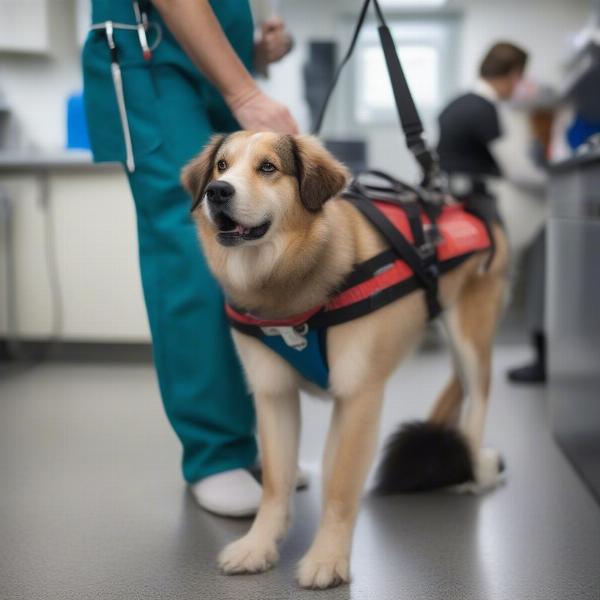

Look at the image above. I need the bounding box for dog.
[182,131,509,589]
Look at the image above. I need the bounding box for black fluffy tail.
[374,421,474,494]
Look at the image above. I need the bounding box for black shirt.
[437,92,502,177]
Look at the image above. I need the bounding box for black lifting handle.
[312,0,438,187]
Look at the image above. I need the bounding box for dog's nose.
[205,180,235,205]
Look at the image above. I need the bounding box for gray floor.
[1,345,599,600]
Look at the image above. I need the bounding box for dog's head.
[182,132,349,248]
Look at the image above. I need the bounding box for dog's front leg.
[218,388,301,575]
[297,386,384,589]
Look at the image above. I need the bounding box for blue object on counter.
[66,92,90,150]
[567,115,600,151]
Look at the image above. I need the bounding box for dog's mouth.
[213,212,271,246]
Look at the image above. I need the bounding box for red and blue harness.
[225,184,493,389]
[227,0,498,390]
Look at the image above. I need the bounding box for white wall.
[453,0,589,89]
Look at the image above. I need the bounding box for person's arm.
[469,98,546,191]
[490,106,547,192]
[151,0,298,134]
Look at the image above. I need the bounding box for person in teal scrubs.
[82,0,298,516]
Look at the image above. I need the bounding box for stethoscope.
[89,2,162,173]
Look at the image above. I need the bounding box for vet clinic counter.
[0,151,149,343]
[547,145,600,500]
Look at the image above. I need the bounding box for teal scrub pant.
[82,1,257,483]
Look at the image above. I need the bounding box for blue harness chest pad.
[260,329,330,389]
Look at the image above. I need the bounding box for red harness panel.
[374,201,490,260]
[224,304,322,328]
[226,201,491,329]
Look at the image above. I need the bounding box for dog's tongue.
[219,218,252,235]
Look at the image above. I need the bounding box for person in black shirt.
[437,43,549,384]
[438,42,528,183]
[438,92,502,177]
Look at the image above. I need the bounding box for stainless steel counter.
[547,146,600,502]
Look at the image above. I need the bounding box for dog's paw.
[475,447,505,489]
[453,447,506,494]
[296,552,350,589]
[218,535,279,574]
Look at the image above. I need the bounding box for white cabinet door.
[0,0,50,54]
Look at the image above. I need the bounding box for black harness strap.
[227,251,474,337]
[308,252,470,330]
[401,201,442,321]
[338,249,398,291]
[403,201,426,249]
[343,194,442,320]
[312,0,371,135]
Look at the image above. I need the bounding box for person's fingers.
[264,23,284,36]
[285,116,299,135]
[261,16,284,34]
[231,90,299,135]
[265,32,286,47]
[263,106,295,134]
[263,36,290,62]
[277,107,299,134]
[264,44,283,61]
[263,31,285,49]
[262,25,287,48]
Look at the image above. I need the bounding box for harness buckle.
[418,223,442,260]
[261,324,309,351]
[417,241,435,260]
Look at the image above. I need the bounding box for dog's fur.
[182,132,509,589]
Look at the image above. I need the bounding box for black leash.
[312,0,439,188]
[312,0,371,137]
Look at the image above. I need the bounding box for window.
[356,43,440,122]
[352,17,458,126]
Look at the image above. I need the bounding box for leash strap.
[312,0,438,186]
[312,0,371,136]
[372,0,437,181]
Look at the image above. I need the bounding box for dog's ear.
[290,135,350,212]
[181,134,227,212]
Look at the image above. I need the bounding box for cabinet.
[547,149,600,501]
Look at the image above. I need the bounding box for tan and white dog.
[182,131,509,589]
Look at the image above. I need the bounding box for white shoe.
[191,468,262,517]
[191,466,311,518]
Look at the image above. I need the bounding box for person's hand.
[254,17,293,75]
[228,87,299,134]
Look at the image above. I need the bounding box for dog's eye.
[259,162,276,173]
[217,159,228,171]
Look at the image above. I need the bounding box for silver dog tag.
[261,326,308,351]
